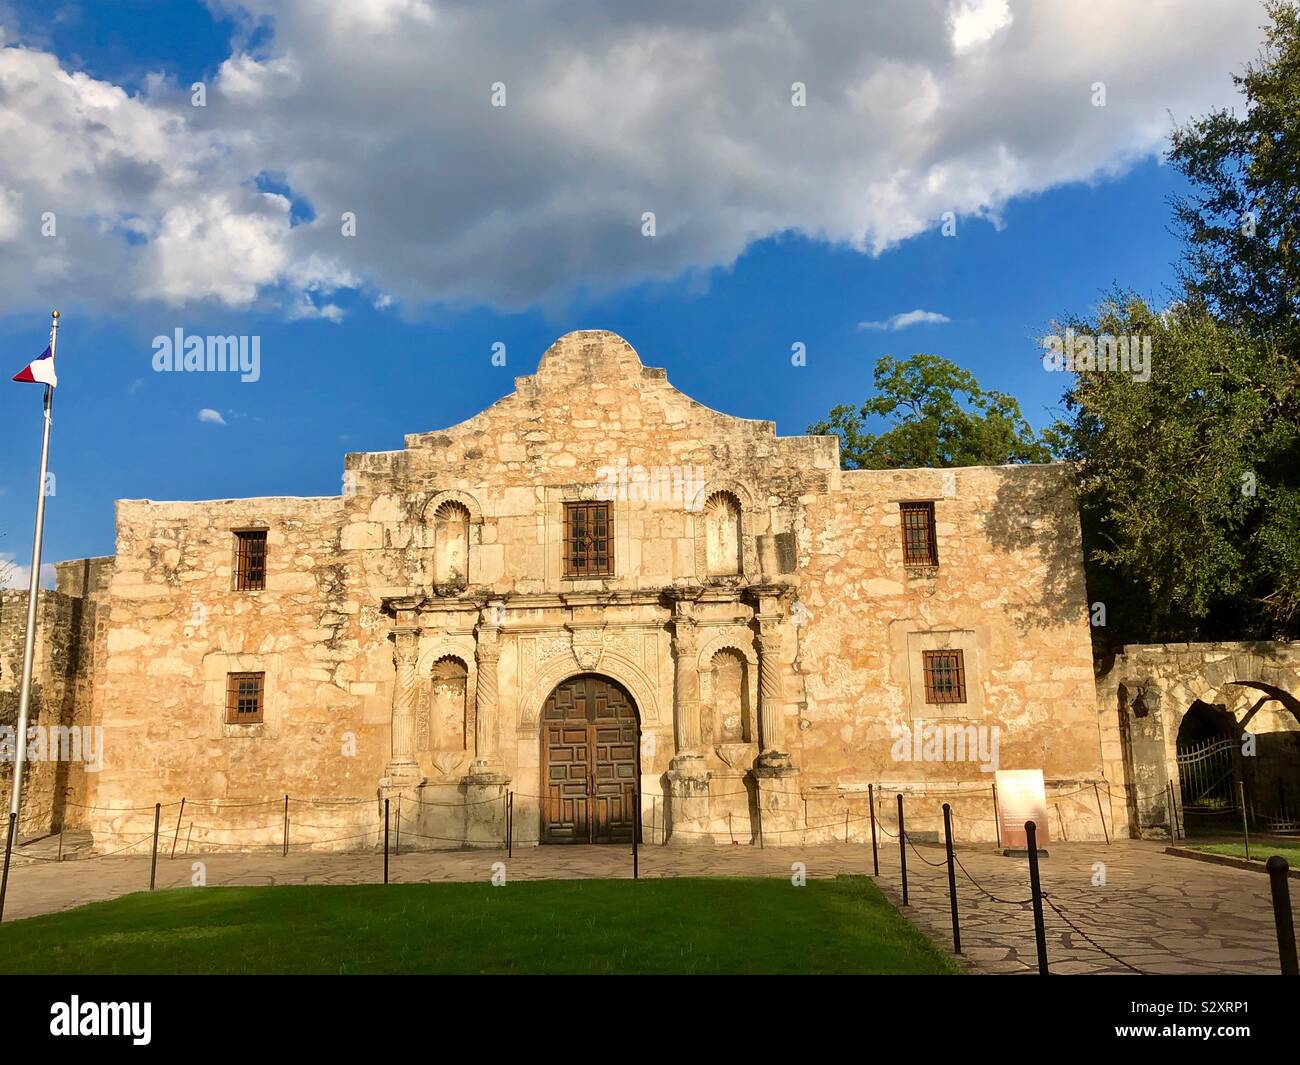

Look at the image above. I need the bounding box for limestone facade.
[54,331,1118,850]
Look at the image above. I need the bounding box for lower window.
[922,650,966,705]
[225,671,265,724]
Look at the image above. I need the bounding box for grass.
[0,876,958,975]
[1186,841,1300,868]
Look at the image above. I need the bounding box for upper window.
[922,650,966,705]
[234,530,267,590]
[563,502,613,577]
[225,671,265,724]
[900,502,938,567]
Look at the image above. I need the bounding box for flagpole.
[8,309,59,824]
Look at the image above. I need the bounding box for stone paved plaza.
[3,837,1295,975]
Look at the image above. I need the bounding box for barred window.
[922,650,966,705]
[900,502,938,566]
[563,502,613,577]
[234,530,267,590]
[225,672,265,724]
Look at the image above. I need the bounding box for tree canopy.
[807,353,1051,470]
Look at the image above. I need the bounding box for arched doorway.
[540,674,640,844]
[1174,700,1241,834]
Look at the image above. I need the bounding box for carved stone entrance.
[541,674,639,844]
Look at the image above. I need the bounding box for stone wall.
[82,331,1115,850]
[795,464,1108,844]
[1097,641,1300,839]
[0,559,107,839]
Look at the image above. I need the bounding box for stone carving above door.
[515,627,663,727]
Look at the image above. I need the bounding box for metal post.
[507,791,513,858]
[632,775,640,878]
[7,310,60,823]
[171,798,186,859]
[1169,779,1183,840]
[632,816,639,879]
[868,783,879,876]
[149,802,161,891]
[897,793,908,906]
[383,798,390,885]
[1238,780,1250,861]
[1026,820,1048,975]
[1170,775,1180,842]
[1093,783,1110,845]
[282,795,289,857]
[992,781,1001,848]
[395,794,401,857]
[844,808,849,844]
[943,803,961,954]
[1266,856,1298,976]
[0,812,16,922]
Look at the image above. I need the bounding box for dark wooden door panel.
[541,675,639,844]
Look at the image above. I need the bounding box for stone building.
[0,558,109,837]
[23,331,1126,850]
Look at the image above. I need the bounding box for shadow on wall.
[981,466,1089,635]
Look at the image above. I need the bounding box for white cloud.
[949,0,1013,53]
[197,408,227,425]
[859,309,952,331]
[1,552,56,590]
[0,0,1271,316]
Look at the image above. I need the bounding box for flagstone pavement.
[2,835,1295,974]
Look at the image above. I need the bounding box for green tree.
[808,353,1051,470]
[1169,0,1300,351]
[1050,3,1300,643]
[1046,295,1298,642]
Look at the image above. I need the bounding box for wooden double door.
[541,675,639,844]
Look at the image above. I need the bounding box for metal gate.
[1175,735,1238,835]
[1177,733,1300,836]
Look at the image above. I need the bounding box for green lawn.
[1187,841,1300,868]
[0,876,958,975]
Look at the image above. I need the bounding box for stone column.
[747,587,799,843]
[665,592,711,843]
[466,603,509,840]
[469,606,506,778]
[383,626,422,787]
[668,595,706,775]
[753,616,793,770]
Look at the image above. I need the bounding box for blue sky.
[0,1,1264,577]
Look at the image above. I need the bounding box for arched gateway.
[540,674,640,844]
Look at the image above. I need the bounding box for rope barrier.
[902,832,949,868]
[950,852,1033,906]
[10,833,156,863]
[1041,893,1150,975]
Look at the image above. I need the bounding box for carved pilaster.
[384,626,423,787]
[669,593,706,776]
[752,597,794,771]
[469,602,509,783]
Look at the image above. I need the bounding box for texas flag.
[12,346,57,387]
